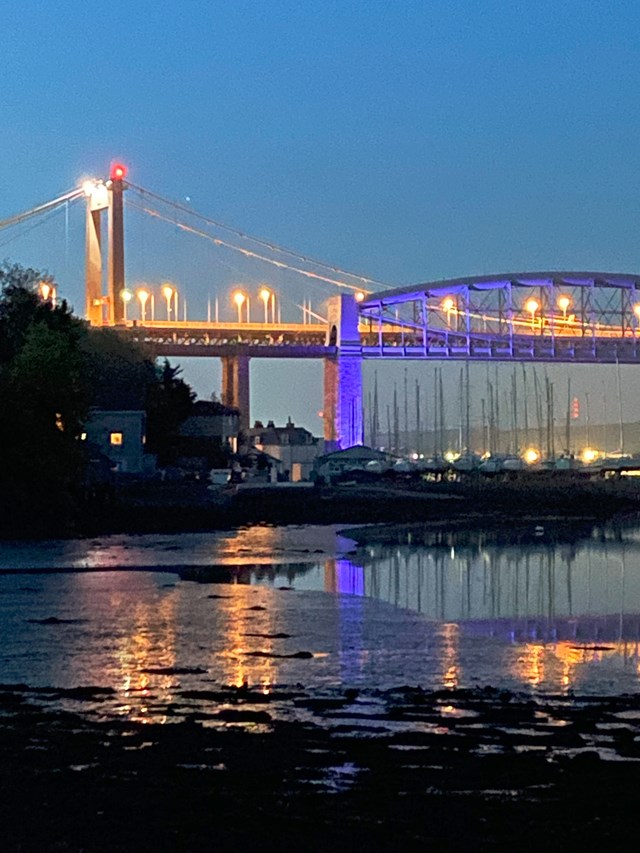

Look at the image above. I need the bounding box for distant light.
[39,282,51,301]
[524,447,540,464]
[259,287,271,303]
[633,303,640,319]
[110,163,127,181]
[162,284,174,301]
[557,295,571,313]
[317,410,324,418]
[355,290,365,303]
[525,298,539,315]
[443,450,459,463]
[441,296,454,312]
[82,179,97,197]
[233,290,246,307]
[120,289,133,303]
[582,447,598,464]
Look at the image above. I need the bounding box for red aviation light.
[110,163,127,181]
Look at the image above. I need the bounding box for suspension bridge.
[3,162,640,449]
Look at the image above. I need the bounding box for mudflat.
[2,683,640,852]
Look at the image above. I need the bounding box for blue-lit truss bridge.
[359,272,640,364]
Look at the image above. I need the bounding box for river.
[1,519,639,722]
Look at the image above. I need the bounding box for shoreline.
[68,476,640,539]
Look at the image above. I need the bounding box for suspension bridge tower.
[85,163,127,325]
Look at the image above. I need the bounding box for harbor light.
[581,447,599,464]
[523,447,540,464]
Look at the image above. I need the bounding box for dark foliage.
[0,263,198,535]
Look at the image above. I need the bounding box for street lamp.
[525,297,539,332]
[137,288,150,322]
[39,282,51,301]
[233,290,248,323]
[355,290,365,303]
[441,296,455,327]
[557,294,571,320]
[633,303,640,335]
[162,283,175,321]
[120,288,133,320]
[259,286,273,323]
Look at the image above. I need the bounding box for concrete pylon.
[221,355,251,434]
[84,165,127,326]
[323,294,363,451]
[85,203,103,325]
[108,174,125,324]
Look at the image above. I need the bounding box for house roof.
[190,400,239,417]
[249,418,318,446]
[317,445,388,463]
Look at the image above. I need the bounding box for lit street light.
[120,288,133,320]
[441,296,455,327]
[233,290,249,323]
[557,294,571,320]
[525,297,539,332]
[162,283,175,321]
[137,288,150,322]
[259,286,273,323]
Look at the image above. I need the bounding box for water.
[1,520,640,722]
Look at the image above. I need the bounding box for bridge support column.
[85,203,103,325]
[221,355,251,434]
[108,172,126,324]
[323,294,363,451]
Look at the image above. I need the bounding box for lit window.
[80,432,87,441]
[110,432,123,446]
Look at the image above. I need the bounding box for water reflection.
[319,523,640,693]
[339,535,640,639]
[4,521,640,706]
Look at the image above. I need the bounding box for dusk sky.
[4,1,640,438]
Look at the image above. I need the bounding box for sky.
[4,0,640,440]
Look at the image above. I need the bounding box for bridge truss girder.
[359,272,640,363]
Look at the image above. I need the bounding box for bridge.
[4,163,640,449]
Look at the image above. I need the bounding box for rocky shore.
[2,683,640,851]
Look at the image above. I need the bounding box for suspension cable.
[127,198,374,293]
[0,198,81,250]
[126,181,393,291]
[0,187,84,232]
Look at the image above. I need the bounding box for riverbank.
[81,473,640,535]
[1,683,640,852]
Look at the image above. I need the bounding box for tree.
[145,359,196,464]
[0,263,90,533]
